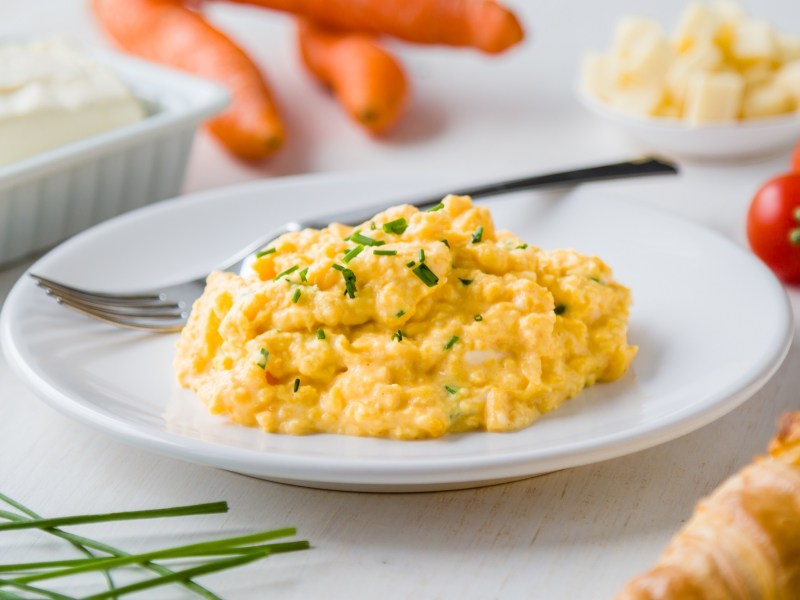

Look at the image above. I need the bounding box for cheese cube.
[608,85,664,117]
[582,52,615,101]
[666,41,722,105]
[613,17,664,60]
[732,20,778,63]
[674,3,723,52]
[778,33,800,63]
[712,1,746,24]
[684,72,744,123]
[742,80,793,118]
[611,18,673,88]
[777,61,800,104]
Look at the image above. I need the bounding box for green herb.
[441,239,450,248]
[349,231,385,247]
[418,249,426,263]
[256,348,269,369]
[391,330,404,342]
[370,221,377,230]
[332,263,345,272]
[471,226,484,244]
[274,265,299,281]
[406,260,416,268]
[395,309,406,318]
[473,314,483,321]
[339,268,357,298]
[589,275,605,285]
[444,385,459,395]
[291,289,302,304]
[373,249,397,256]
[255,247,276,258]
[459,278,473,286]
[412,263,439,287]
[515,243,528,250]
[342,245,364,263]
[299,267,309,282]
[293,378,300,393]
[443,335,459,350]
[554,304,567,315]
[316,328,326,340]
[382,218,408,235]
[426,203,444,212]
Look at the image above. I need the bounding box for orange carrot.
[223,0,524,54]
[92,0,285,160]
[297,19,409,134]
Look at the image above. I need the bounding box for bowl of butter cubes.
[578,2,800,161]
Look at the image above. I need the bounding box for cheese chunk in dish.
[175,196,637,440]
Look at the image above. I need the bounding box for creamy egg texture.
[175,195,637,439]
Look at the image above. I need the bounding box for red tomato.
[793,142,800,172]
[747,173,800,283]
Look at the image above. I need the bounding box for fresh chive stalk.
[274,265,299,281]
[554,304,567,315]
[459,278,473,286]
[395,310,406,318]
[473,314,483,322]
[444,385,459,395]
[349,231,385,247]
[411,263,439,287]
[299,267,309,282]
[293,379,300,392]
[515,243,528,250]
[316,329,326,340]
[291,289,302,304]
[418,249,425,263]
[382,218,408,235]
[471,226,484,244]
[342,245,364,263]
[391,330,404,342]
[256,348,269,369]
[255,247,276,258]
[373,249,397,256]
[426,203,444,212]
[443,335,459,350]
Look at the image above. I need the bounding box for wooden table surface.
[1,1,798,598]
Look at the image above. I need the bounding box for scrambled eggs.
[175,195,636,439]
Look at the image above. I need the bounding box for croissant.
[616,412,800,599]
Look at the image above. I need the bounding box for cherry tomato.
[747,173,800,283]
[793,141,800,172]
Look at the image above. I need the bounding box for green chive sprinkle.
[256,348,269,369]
[426,203,444,212]
[412,263,439,287]
[589,275,605,284]
[443,335,459,350]
[459,278,473,286]
[293,378,300,393]
[418,249,426,263]
[442,239,450,248]
[374,249,398,256]
[255,247,276,258]
[406,260,416,268]
[274,265,299,281]
[515,243,528,250]
[316,328,325,340]
[332,264,345,272]
[444,385,458,395]
[554,304,567,315]
[350,231,385,246]
[291,289,302,303]
[472,226,484,244]
[343,245,364,263]
[474,314,483,321]
[341,268,357,298]
[382,218,408,235]
[395,309,406,318]
[370,221,377,230]
[299,267,309,282]
[392,330,404,342]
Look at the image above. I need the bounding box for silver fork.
[31,158,677,333]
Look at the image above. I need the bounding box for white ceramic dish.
[0,41,228,266]
[1,173,793,492]
[578,87,800,161]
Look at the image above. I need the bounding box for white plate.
[1,173,793,492]
[578,87,800,161]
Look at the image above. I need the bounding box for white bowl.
[0,42,228,266]
[578,87,800,162]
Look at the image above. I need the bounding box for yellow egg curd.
[174,195,637,439]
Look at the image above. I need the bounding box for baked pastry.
[616,412,800,599]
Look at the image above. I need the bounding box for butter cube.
[712,1,746,24]
[582,52,615,101]
[666,40,722,105]
[732,20,778,63]
[778,33,800,63]
[742,80,793,118]
[608,85,664,117]
[613,17,664,60]
[674,3,722,52]
[612,18,673,87]
[777,61,800,104]
[684,72,744,123]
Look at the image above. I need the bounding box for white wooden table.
[1,1,798,598]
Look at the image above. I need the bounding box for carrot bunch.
[92,0,525,161]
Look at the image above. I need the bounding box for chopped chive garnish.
[417,249,426,263]
[374,249,397,256]
[316,328,325,340]
[370,221,377,230]
[350,231,385,246]
[291,289,302,303]
[412,263,439,287]
[340,268,357,298]
[342,245,364,263]
[426,203,444,212]
[444,385,459,395]
[443,335,459,350]
[255,247,276,258]
[515,243,528,250]
[589,275,606,284]
[274,265,299,281]
[332,263,345,272]
[256,348,269,369]
[392,330,405,342]
[293,378,300,393]
[471,226,484,244]
[382,218,408,235]
[474,314,483,321]
[299,267,308,282]
[459,278,473,286]
[554,304,567,315]
[441,239,450,248]
[395,309,406,318]
[406,260,416,268]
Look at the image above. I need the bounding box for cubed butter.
[582,52,615,101]
[674,3,723,53]
[666,40,722,105]
[777,61,800,104]
[741,80,793,118]
[608,85,664,117]
[684,71,744,123]
[731,19,778,63]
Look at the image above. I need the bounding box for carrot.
[92,0,285,161]
[222,0,524,54]
[297,19,409,134]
